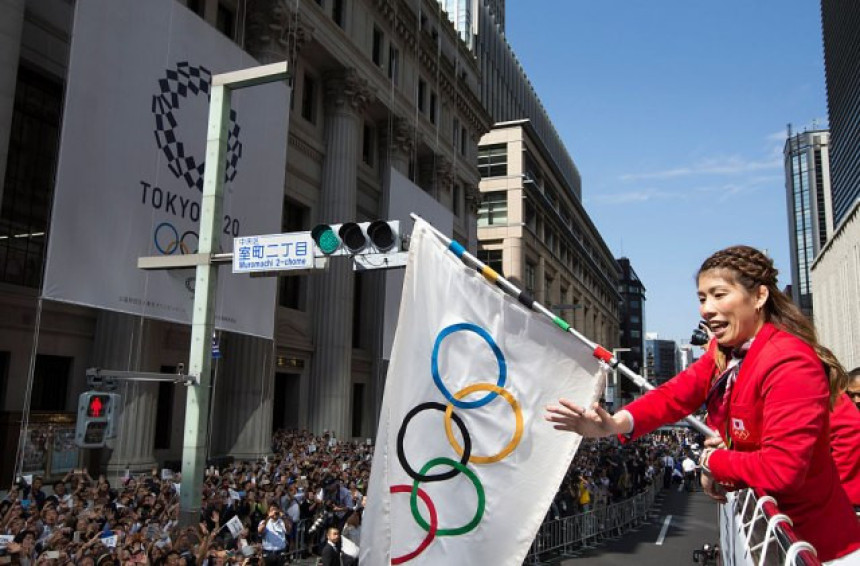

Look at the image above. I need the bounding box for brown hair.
[698,245,846,407]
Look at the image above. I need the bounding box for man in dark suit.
[320,526,343,566]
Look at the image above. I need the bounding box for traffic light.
[310,220,400,257]
[75,391,120,448]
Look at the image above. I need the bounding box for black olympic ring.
[397,402,472,483]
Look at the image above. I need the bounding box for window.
[460,127,467,156]
[452,118,460,150]
[525,261,536,294]
[31,355,71,411]
[372,27,384,66]
[477,191,507,227]
[279,198,309,309]
[452,184,461,217]
[0,66,62,288]
[301,73,316,123]
[362,123,375,166]
[524,201,536,231]
[429,91,437,124]
[388,45,399,83]
[216,2,235,39]
[418,79,426,112]
[478,143,507,178]
[477,249,503,276]
[332,0,345,28]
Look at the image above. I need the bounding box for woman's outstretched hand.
[544,400,628,438]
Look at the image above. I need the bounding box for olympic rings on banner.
[409,457,485,536]
[431,322,507,409]
[444,383,523,464]
[154,222,198,255]
[397,402,472,483]
[390,485,437,565]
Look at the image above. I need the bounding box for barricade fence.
[524,481,661,564]
[719,489,821,566]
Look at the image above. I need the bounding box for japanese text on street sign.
[233,232,314,274]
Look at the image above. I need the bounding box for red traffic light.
[87,394,109,417]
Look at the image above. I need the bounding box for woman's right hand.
[544,401,628,438]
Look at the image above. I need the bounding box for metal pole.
[179,82,230,527]
[412,213,715,438]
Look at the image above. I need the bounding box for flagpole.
[410,213,715,438]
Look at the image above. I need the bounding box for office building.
[645,337,679,386]
[783,128,831,317]
[810,0,860,370]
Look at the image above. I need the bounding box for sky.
[504,1,828,345]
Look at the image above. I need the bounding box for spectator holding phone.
[257,504,287,566]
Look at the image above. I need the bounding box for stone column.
[210,333,274,460]
[90,311,158,479]
[244,0,314,65]
[0,0,25,208]
[308,69,371,438]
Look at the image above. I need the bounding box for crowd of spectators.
[0,428,686,565]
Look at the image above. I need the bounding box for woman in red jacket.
[545,245,860,562]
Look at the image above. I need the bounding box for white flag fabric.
[225,515,244,539]
[361,219,606,565]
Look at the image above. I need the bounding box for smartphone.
[73,532,81,544]
[45,551,60,559]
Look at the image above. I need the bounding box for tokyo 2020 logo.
[151,61,243,191]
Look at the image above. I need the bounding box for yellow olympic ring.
[444,383,523,464]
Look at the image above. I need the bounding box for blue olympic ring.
[154,222,178,255]
[431,322,506,409]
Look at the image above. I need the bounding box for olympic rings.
[397,402,472,483]
[390,485,437,565]
[444,383,523,464]
[431,322,507,409]
[409,457,485,536]
[389,322,518,562]
[153,222,198,255]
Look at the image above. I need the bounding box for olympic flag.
[361,219,607,565]
[43,0,287,338]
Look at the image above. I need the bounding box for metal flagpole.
[410,213,715,438]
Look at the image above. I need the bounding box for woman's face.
[698,270,766,348]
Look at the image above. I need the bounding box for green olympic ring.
[410,457,485,536]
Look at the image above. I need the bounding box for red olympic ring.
[390,484,437,564]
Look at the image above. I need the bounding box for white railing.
[719,488,820,566]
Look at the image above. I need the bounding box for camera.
[690,321,710,346]
[308,511,333,535]
[692,543,719,564]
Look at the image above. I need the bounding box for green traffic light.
[311,224,340,254]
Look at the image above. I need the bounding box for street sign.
[232,232,315,274]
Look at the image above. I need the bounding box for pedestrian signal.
[310,220,400,257]
[75,392,120,448]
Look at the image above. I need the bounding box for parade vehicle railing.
[524,481,660,564]
[719,488,821,566]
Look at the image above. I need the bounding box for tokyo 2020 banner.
[43,0,288,338]
[361,219,607,565]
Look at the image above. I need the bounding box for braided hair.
[697,245,847,407]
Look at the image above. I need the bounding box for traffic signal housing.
[75,391,120,448]
[311,220,400,257]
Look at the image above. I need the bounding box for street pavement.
[558,483,720,565]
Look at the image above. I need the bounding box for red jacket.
[831,392,860,507]
[624,323,860,561]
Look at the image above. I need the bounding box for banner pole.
[410,213,715,438]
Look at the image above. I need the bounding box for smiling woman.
[545,244,860,562]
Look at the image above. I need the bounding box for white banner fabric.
[43,0,288,338]
[360,219,606,565]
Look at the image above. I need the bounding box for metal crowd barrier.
[524,482,660,564]
[720,489,821,566]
